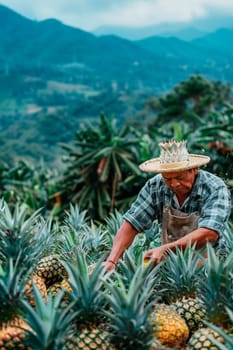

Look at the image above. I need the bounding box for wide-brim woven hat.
[139,141,210,173]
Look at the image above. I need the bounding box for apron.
[162,204,199,244]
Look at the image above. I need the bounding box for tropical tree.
[143,74,232,128]
[60,113,147,220]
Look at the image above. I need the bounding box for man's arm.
[144,227,218,266]
[104,220,138,271]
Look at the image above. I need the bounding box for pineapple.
[62,252,112,350]
[157,245,207,335]
[47,278,72,295]
[0,326,28,350]
[104,263,163,350]
[35,254,68,288]
[151,303,189,349]
[187,244,233,349]
[64,327,113,350]
[24,274,47,306]
[47,278,72,304]
[47,262,96,299]
[187,327,229,350]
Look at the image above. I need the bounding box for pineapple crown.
[158,140,189,163]
[139,139,210,173]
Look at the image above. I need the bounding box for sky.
[1,0,233,31]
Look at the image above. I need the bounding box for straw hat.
[139,140,210,173]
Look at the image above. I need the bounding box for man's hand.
[102,260,117,272]
[143,246,168,267]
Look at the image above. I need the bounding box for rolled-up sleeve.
[123,180,158,232]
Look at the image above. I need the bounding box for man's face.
[162,168,198,197]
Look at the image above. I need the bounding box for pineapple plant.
[21,284,78,350]
[0,200,56,347]
[0,259,30,348]
[157,244,207,335]
[35,203,111,289]
[215,221,233,262]
[0,200,56,297]
[187,244,233,349]
[0,201,55,269]
[206,307,233,349]
[34,204,88,288]
[104,263,162,350]
[61,252,112,350]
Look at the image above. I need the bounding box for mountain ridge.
[93,13,233,40]
[0,4,233,165]
[0,4,233,89]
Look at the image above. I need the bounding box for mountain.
[191,28,233,56]
[0,4,233,165]
[135,31,232,66]
[93,23,206,41]
[0,5,186,91]
[93,13,233,40]
[1,4,233,90]
[158,27,207,41]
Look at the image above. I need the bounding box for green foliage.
[197,244,233,327]
[0,159,59,215]
[22,285,77,350]
[0,200,57,269]
[104,265,159,350]
[145,75,232,126]
[60,113,145,220]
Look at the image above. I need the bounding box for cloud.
[1,0,233,30]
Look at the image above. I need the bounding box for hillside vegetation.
[1,5,233,165]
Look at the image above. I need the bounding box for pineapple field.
[0,75,233,349]
[0,200,232,350]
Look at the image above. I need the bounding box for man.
[105,140,231,271]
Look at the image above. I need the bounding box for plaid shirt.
[123,170,231,241]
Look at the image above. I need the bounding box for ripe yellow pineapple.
[47,278,72,303]
[151,303,189,349]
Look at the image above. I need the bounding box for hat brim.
[139,154,210,173]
